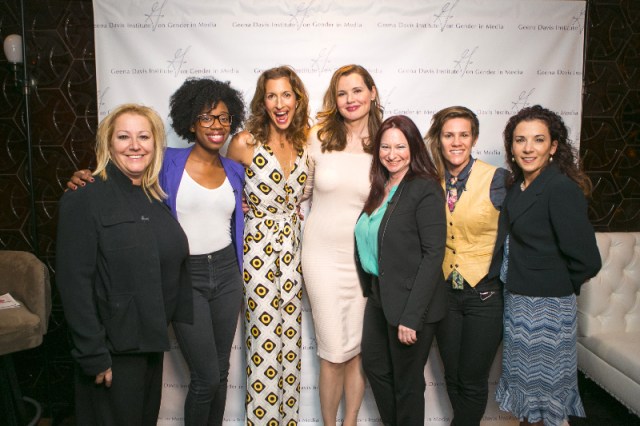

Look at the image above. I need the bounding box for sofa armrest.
[0,250,51,335]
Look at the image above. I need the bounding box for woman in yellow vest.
[425,106,509,426]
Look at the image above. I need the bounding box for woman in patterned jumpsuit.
[227,66,310,426]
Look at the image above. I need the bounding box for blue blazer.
[160,146,246,270]
[488,164,601,296]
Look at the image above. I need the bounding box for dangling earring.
[511,156,515,162]
[549,155,554,162]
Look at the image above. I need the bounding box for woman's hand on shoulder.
[66,169,94,191]
[227,131,255,167]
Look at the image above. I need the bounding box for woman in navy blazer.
[57,104,193,425]
[488,105,601,426]
[355,115,447,426]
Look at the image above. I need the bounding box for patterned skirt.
[496,289,585,426]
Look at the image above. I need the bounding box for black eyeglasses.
[196,113,232,127]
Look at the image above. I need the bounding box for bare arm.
[227,131,255,168]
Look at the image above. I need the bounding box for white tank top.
[176,171,234,255]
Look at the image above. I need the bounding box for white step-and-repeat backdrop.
[92,1,586,424]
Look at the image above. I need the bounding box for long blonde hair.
[93,103,166,201]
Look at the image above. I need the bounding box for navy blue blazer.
[356,177,447,331]
[56,163,192,376]
[160,146,246,270]
[488,164,601,297]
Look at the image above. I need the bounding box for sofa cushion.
[580,332,640,385]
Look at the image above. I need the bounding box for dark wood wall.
[0,0,637,421]
[581,0,639,230]
[1,0,97,420]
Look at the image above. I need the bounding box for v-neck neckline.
[263,143,298,181]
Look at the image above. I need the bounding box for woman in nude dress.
[301,64,383,426]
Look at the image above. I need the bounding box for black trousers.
[435,280,504,426]
[75,352,164,426]
[173,245,243,426]
[361,293,437,426]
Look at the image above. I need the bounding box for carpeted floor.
[42,371,640,425]
[569,372,639,426]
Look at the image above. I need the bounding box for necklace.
[520,182,526,191]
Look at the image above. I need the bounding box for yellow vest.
[442,160,500,287]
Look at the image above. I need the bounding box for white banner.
[92,1,586,424]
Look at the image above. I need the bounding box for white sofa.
[577,232,640,416]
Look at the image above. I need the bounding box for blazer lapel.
[378,179,406,253]
[507,164,560,225]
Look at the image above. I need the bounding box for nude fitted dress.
[301,129,371,363]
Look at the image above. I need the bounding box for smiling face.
[511,119,558,184]
[109,113,155,185]
[336,73,376,125]
[191,101,231,152]
[379,128,411,180]
[439,117,476,176]
[264,77,296,131]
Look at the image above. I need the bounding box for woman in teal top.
[354,185,397,275]
[355,115,447,426]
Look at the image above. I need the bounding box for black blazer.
[356,177,447,331]
[488,164,601,297]
[56,164,192,376]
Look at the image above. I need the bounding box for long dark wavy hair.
[316,64,383,153]
[169,77,245,142]
[363,115,439,214]
[245,65,310,150]
[503,105,591,196]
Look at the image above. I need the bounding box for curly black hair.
[169,77,246,143]
[503,104,591,195]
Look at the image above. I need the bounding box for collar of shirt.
[445,157,475,192]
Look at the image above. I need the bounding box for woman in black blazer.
[56,104,192,426]
[488,105,601,426]
[354,115,446,426]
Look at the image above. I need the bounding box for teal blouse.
[354,186,398,276]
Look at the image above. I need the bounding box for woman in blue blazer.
[488,105,601,426]
[355,115,447,426]
[160,78,246,426]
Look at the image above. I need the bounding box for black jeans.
[361,281,437,426]
[435,280,504,426]
[173,244,243,426]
